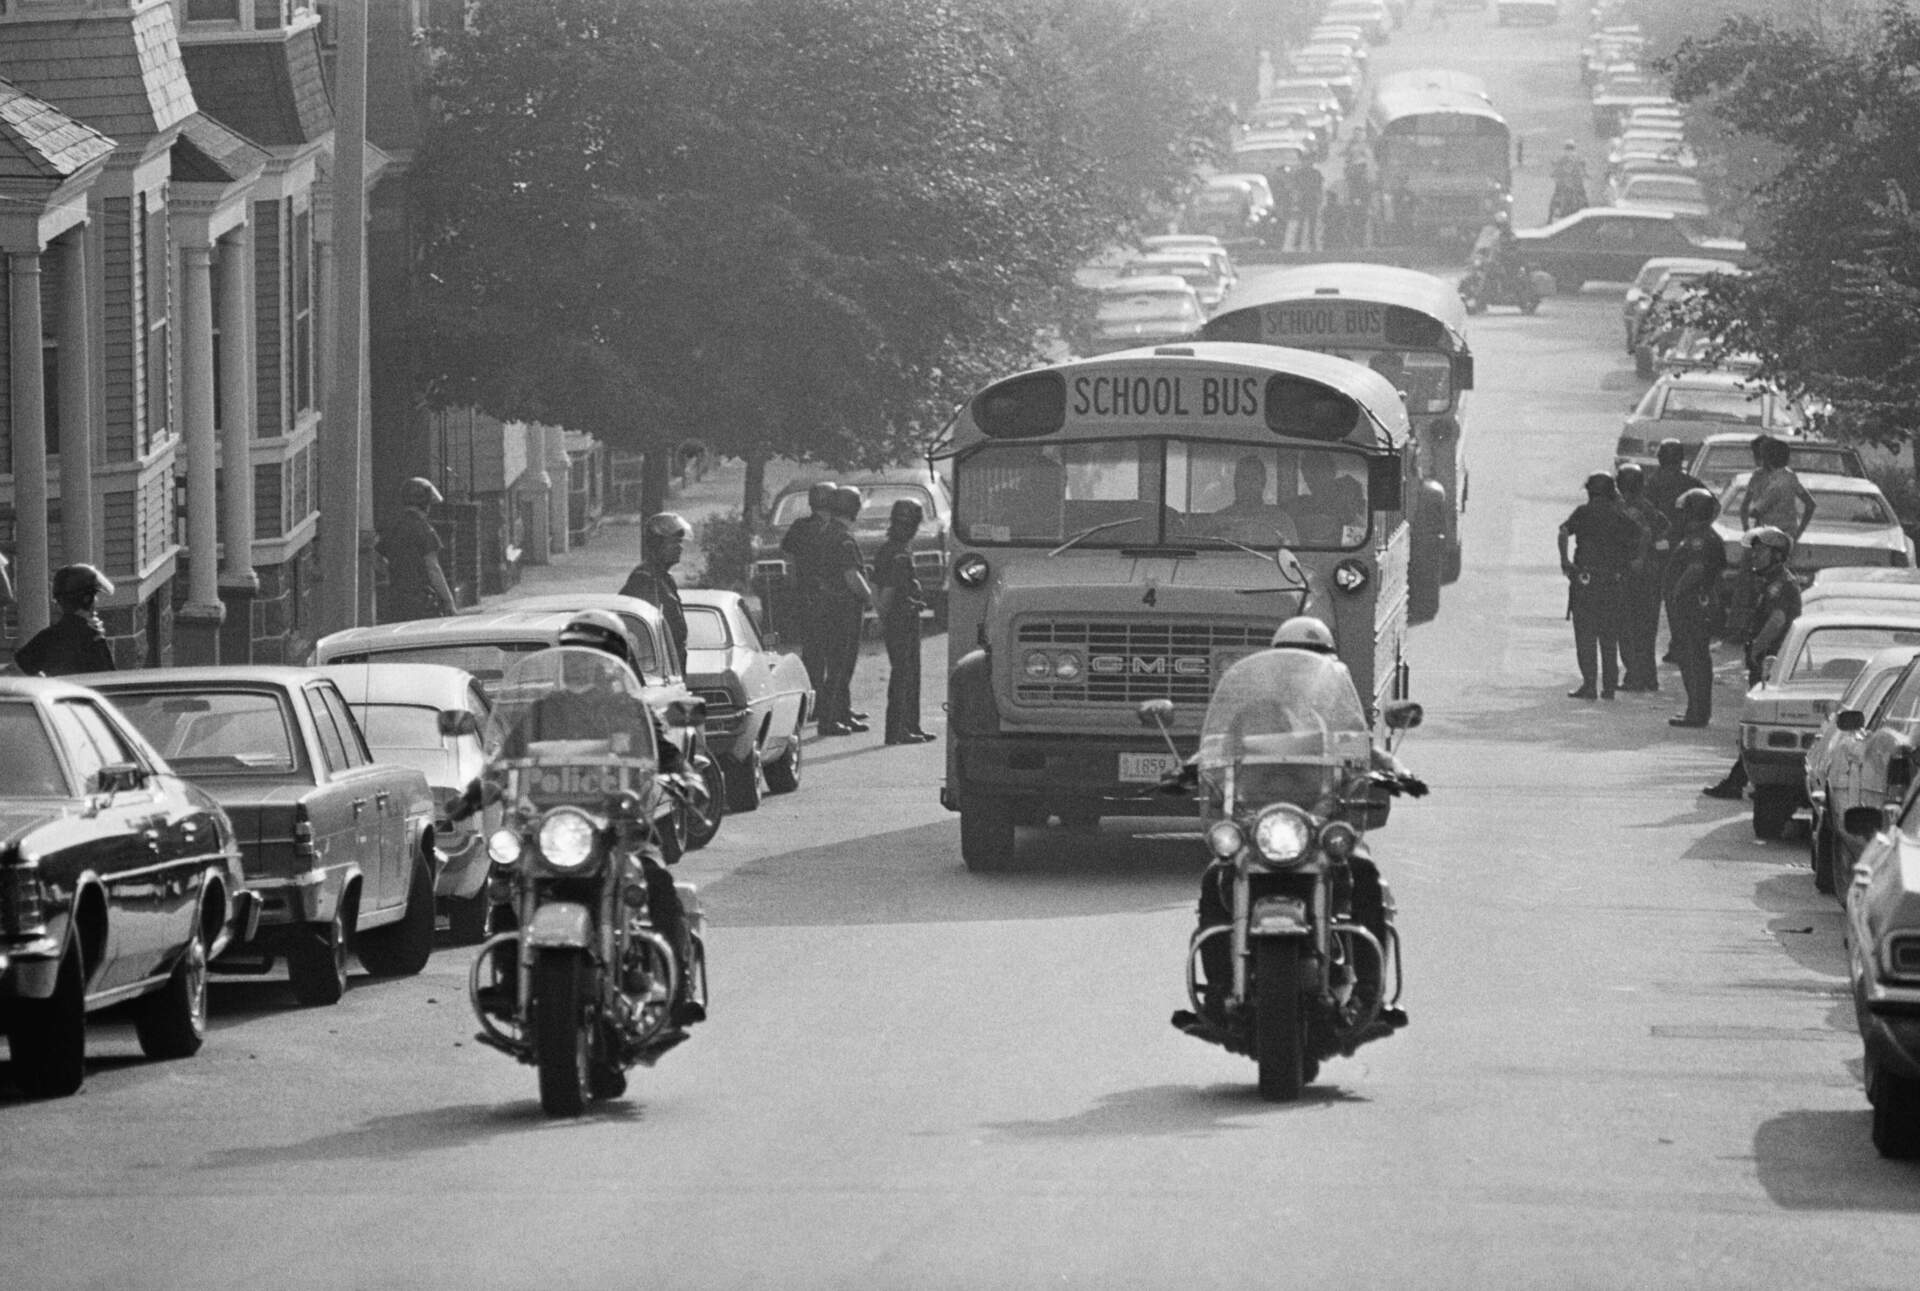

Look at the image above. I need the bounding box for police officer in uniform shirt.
[815,487,873,736]
[377,477,456,622]
[779,480,836,686]
[1557,472,1646,699]
[619,512,694,673]
[1663,488,1727,727]
[14,564,116,676]
[1705,526,1801,796]
[1615,462,1669,692]
[874,499,935,744]
[1644,439,1707,661]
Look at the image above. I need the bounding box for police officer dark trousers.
[1616,463,1668,691]
[1663,488,1727,727]
[780,481,836,693]
[815,487,873,736]
[1557,473,1643,700]
[874,500,934,744]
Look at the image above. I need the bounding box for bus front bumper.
[948,731,1196,813]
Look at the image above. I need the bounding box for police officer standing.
[376,477,456,623]
[619,512,694,673]
[873,499,934,745]
[14,564,116,676]
[1557,472,1645,699]
[815,487,873,736]
[1705,526,1801,796]
[779,480,836,686]
[1615,462,1669,692]
[1663,488,1727,727]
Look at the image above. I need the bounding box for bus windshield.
[954,438,1372,551]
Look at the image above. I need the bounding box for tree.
[1665,4,1920,454]
[411,0,1234,517]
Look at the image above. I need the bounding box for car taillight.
[0,857,49,938]
[294,807,317,860]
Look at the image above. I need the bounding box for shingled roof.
[0,4,196,146]
[172,111,269,185]
[0,78,116,185]
[180,25,333,149]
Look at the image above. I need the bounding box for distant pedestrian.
[377,476,456,623]
[1663,488,1727,727]
[14,563,116,677]
[1558,471,1645,699]
[1740,434,1816,537]
[1704,526,1800,793]
[780,480,837,689]
[1294,163,1323,250]
[619,512,694,674]
[1616,462,1669,692]
[874,499,934,745]
[1322,190,1349,250]
[814,486,873,736]
[1389,175,1417,243]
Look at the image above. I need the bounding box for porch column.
[57,229,94,565]
[10,251,49,637]
[217,226,256,586]
[176,242,223,664]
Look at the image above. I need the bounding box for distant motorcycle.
[465,649,708,1116]
[1459,250,1541,315]
[1148,650,1425,1102]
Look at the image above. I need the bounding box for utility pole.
[321,0,369,634]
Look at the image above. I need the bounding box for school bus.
[1368,73,1512,246]
[938,342,1414,871]
[1203,263,1474,622]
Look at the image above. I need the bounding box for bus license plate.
[1119,752,1180,783]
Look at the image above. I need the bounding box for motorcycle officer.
[619,512,693,673]
[1175,617,1426,1039]
[1663,487,1727,728]
[1704,527,1801,797]
[1550,141,1589,219]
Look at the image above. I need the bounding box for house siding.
[254,197,282,438]
[0,253,10,477]
[103,195,137,462]
[104,487,136,573]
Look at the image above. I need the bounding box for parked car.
[679,588,813,811]
[1243,100,1333,156]
[1616,370,1800,466]
[1610,172,1710,220]
[1688,433,1865,492]
[750,464,951,642]
[0,678,254,1097]
[1082,276,1205,356]
[1321,0,1390,41]
[1841,775,1920,1155]
[1231,134,1313,182]
[320,664,497,944]
[1715,472,1915,580]
[1652,327,1762,377]
[1515,208,1744,293]
[1806,645,1920,897]
[1737,613,1920,838]
[1139,234,1236,297]
[1119,251,1233,313]
[93,668,437,1007]
[1495,0,1560,25]
[1622,256,1739,354]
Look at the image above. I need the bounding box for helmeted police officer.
[1615,462,1669,692]
[1663,487,1727,728]
[814,487,873,735]
[1557,472,1646,699]
[873,498,933,744]
[620,512,693,674]
[14,564,116,676]
[377,477,456,623]
[1705,526,1801,796]
[779,481,837,684]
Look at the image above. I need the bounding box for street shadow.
[705,818,1203,929]
[1749,870,1849,980]
[0,1048,159,1106]
[192,1099,646,1171]
[983,1081,1367,1142]
[1673,812,1790,862]
[1753,1109,1920,1210]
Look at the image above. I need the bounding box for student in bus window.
[1295,453,1367,545]
[1210,454,1299,545]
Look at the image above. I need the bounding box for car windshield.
[1657,385,1771,423]
[955,437,1372,552]
[850,485,935,532]
[685,606,730,650]
[325,641,548,691]
[107,690,300,776]
[1811,488,1894,528]
[1696,444,1858,487]
[1784,627,1920,683]
[1190,188,1252,212]
[1095,291,1203,327]
[1628,178,1703,202]
[1125,260,1214,289]
[0,701,70,797]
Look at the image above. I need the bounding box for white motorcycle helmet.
[1271,615,1336,654]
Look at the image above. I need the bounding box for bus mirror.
[1454,354,1474,391]
[1368,454,1404,513]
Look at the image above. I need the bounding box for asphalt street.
[6,7,1920,1290]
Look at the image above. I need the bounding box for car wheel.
[684,756,726,850]
[134,919,208,1060]
[357,855,436,977]
[724,752,763,814]
[1753,785,1797,840]
[763,737,803,795]
[1811,800,1837,895]
[1441,537,1464,586]
[287,909,350,1007]
[10,938,86,1098]
[1870,1055,1920,1159]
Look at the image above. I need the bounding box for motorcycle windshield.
[483,648,658,805]
[1198,650,1371,811]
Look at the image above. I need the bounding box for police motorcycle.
[463,648,709,1116]
[1147,645,1424,1101]
[1458,247,1541,315]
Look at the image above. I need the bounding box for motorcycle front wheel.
[1253,939,1308,1102]
[534,950,593,1117]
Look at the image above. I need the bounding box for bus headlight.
[537,809,597,870]
[1252,804,1314,865]
[1053,651,1083,681]
[953,554,990,588]
[1024,651,1053,680]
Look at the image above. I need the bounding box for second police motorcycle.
[1148,626,1425,1101]
[460,647,709,1116]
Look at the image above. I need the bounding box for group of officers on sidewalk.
[1556,434,1811,796]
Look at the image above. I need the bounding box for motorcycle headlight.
[1206,819,1244,858]
[537,808,597,870]
[487,829,524,866]
[1252,804,1314,865]
[1319,820,1358,859]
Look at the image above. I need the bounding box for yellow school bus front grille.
[1012,620,1271,706]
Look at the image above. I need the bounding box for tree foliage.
[1664,3,1920,446]
[411,0,1235,473]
